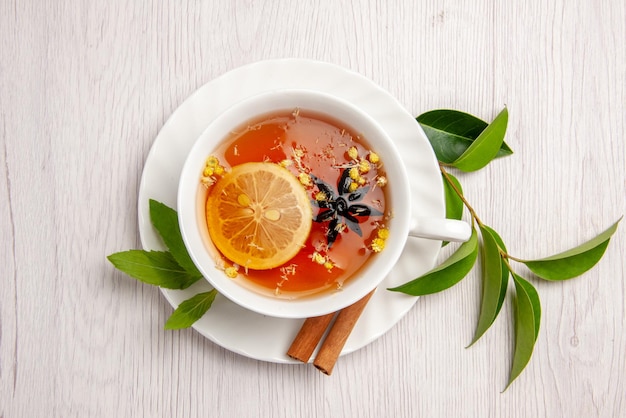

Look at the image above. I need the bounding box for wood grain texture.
[1,0,624,417]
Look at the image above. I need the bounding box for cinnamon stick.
[313,289,375,375]
[286,312,335,362]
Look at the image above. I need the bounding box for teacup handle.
[409,218,472,242]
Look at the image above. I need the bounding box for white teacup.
[178,89,470,318]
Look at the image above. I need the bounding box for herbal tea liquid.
[202,110,391,298]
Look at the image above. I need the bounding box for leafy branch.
[389,108,621,390]
[107,200,217,329]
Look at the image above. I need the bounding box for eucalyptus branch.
[393,107,621,390]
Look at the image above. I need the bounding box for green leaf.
[417,109,512,164]
[443,172,464,221]
[451,107,509,172]
[469,225,509,346]
[107,250,202,289]
[504,273,541,391]
[164,290,218,329]
[515,275,541,340]
[481,226,509,319]
[388,228,478,295]
[442,172,465,247]
[522,218,621,280]
[149,199,201,275]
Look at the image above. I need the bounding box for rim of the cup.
[177,89,412,318]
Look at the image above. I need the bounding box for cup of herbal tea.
[177,89,471,318]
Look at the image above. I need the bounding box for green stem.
[440,163,527,264]
[500,252,515,271]
[439,163,484,228]
[503,253,525,263]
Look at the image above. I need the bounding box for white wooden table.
[1,1,624,417]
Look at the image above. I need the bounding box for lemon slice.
[206,162,312,270]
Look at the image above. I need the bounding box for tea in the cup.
[199,109,391,298]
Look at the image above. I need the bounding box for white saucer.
[137,59,445,363]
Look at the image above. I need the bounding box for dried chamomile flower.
[358,159,371,174]
[312,252,326,265]
[201,155,226,181]
[224,266,238,278]
[377,228,390,240]
[311,251,335,270]
[367,152,380,164]
[203,166,214,177]
[347,146,359,160]
[298,172,312,186]
[315,191,327,202]
[370,227,389,252]
[371,238,386,253]
[206,155,219,167]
